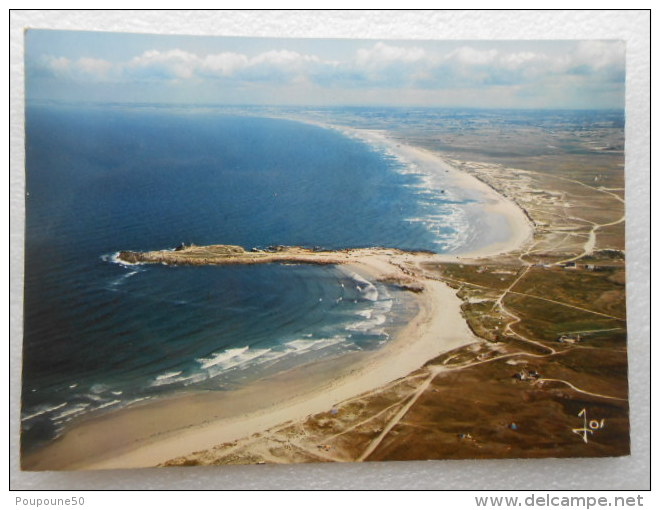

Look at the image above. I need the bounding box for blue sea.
[21,104,472,453]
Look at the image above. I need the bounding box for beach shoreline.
[22,128,534,471]
[351,128,533,260]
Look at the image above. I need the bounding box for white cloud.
[120,48,324,82]
[34,55,118,82]
[447,47,498,66]
[355,42,427,68]
[128,49,200,79]
[37,55,71,75]
[200,52,248,77]
[573,40,625,70]
[250,49,319,67]
[499,51,542,69]
[77,57,114,79]
[28,40,625,107]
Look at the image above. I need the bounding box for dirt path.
[534,378,627,401]
[357,367,440,461]
[550,175,625,265]
[507,290,626,321]
[491,265,530,311]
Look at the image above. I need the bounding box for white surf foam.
[22,402,67,421]
[349,272,379,301]
[337,126,473,253]
[155,370,183,381]
[101,252,146,267]
[196,346,252,370]
[51,402,91,423]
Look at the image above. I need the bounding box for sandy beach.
[353,128,533,259]
[22,132,534,471]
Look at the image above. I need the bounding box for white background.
[8,9,650,491]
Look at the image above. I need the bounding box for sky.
[24,30,626,109]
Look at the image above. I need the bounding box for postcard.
[20,30,628,470]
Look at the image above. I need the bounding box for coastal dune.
[23,133,533,471]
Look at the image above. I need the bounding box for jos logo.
[572,408,605,443]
